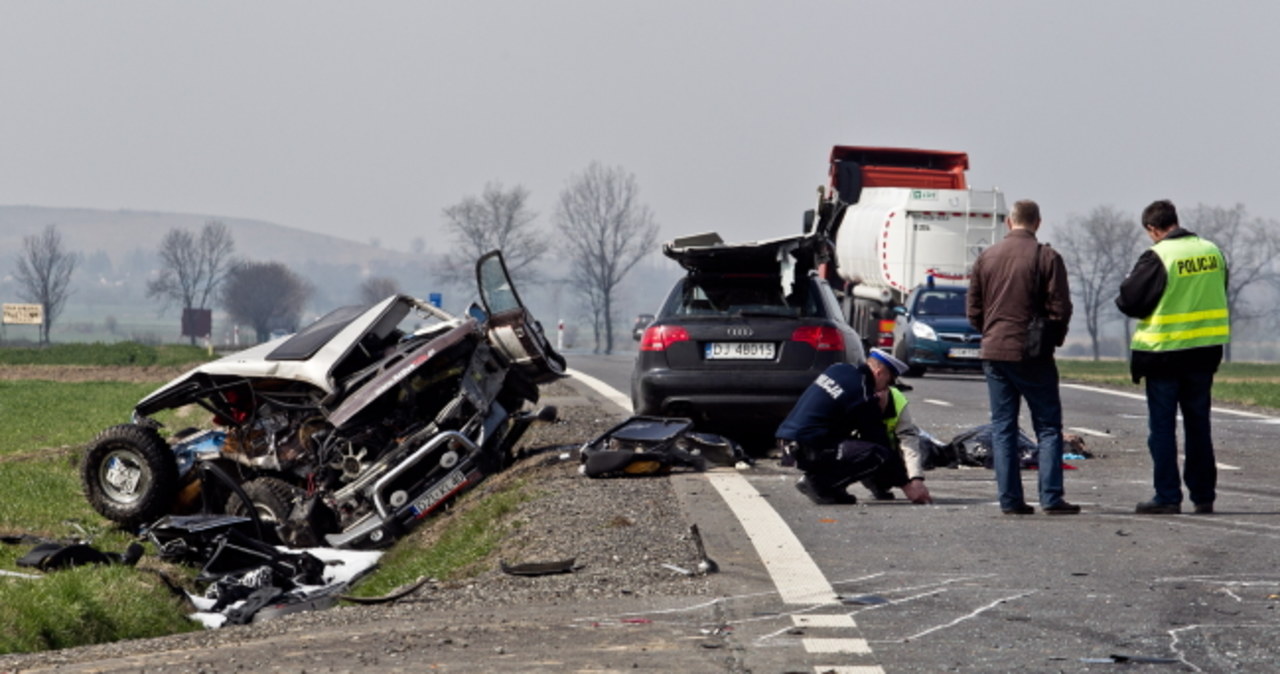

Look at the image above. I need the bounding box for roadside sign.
[428,293,442,308]
[2,303,43,325]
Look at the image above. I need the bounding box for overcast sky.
[3,1,1277,253]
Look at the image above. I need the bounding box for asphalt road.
[570,349,1280,673]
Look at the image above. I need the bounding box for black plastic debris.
[16,541,143,572]
[580,416,706,477]
[500,558,577,576]
[839,594,889,606]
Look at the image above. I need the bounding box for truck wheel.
[82,424,179,530]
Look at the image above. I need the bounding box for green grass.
[0,342,212,367]
[347,483,532,598]
[0,381,160,457]
[1057,358,1280,409]
[0,564,198,654]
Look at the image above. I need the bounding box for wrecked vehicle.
[81,251,565,549]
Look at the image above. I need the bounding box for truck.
[806,146,1007,371]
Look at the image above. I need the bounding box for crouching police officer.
[776,349,933,505]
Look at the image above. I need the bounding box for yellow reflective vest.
[1131,236,1229,352]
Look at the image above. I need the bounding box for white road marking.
[794,614,857,628]
[705,472,835,605]
[567,368,634,412]
[801,638,872,654]
[1067,426,1113,438]
[1063,383,1280,421]
[577,372,885,668]
[1217,463,1242,471]
[922,398,953,407]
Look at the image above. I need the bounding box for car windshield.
[660,275,822,318]
[913,289,967,316]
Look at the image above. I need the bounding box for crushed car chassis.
[81,251,565,549]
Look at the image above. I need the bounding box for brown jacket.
[966,228,1073,361]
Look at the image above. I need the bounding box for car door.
[476,250,567,383]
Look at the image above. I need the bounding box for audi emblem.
[726,327,753,337]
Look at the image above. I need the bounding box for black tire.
[81,424,179,530]
[224,476,300,527]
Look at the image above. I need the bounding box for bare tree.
[553,162,659,354]
[440,182,547,286]
[221,261,313,342]
[359,276,401,305]
[147,220,236,344]
[1183,204,1280,362]
[13,224,78,345]
[1056,206,1144,359]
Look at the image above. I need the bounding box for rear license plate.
[409,468,468,519]
[949,347,980,359]
[705,342,775,360]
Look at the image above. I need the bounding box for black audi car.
[631,232,865,450]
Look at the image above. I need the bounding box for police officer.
[776,349,933,505]
[1117,199,1230,515]
[861,385,929,501]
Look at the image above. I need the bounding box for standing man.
[1117,200,1229,515]
[967,200,1079,515]
[776,349,933,506]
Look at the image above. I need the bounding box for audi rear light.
[640,325,690,351]
[877,319,896,347]
[791,325,845,351]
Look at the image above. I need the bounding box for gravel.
[0,378,716,671]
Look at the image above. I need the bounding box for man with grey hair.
[967,200,1079,515]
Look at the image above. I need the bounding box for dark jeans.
[800,439,896,494]
[983,359,1067,509]
[1145,371,1217,506]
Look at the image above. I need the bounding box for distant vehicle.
[892,281,982,376]
[631,313,655,341]
[631,232,864,449]
[807,146,1006,351]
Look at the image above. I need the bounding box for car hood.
[916,315,979,333]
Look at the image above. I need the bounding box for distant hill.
[0,205,422,270]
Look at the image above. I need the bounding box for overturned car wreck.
[82,251,565,549]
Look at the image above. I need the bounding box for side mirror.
[893,305,907,316]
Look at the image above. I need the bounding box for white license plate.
[409,468,468,518]
[949,347,980,359]
[705,342,775,360]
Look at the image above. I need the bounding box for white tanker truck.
[806,146,1008,353]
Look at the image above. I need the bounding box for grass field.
[1057,358,1280,409]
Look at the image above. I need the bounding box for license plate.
[409,468,469,519]
[705,342,775,360]
[949,347,980,359]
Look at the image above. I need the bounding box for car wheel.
[81,424,179,530]
[225,477,299,525]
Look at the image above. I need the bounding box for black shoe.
[1002,503,1035,515]
[1135,500,1181,514]
[1043,501,1081,515]
[796,477,856,505]
[870,488,895,501]
[1193,502,1214,514]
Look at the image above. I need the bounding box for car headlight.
[911,321,937,340]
